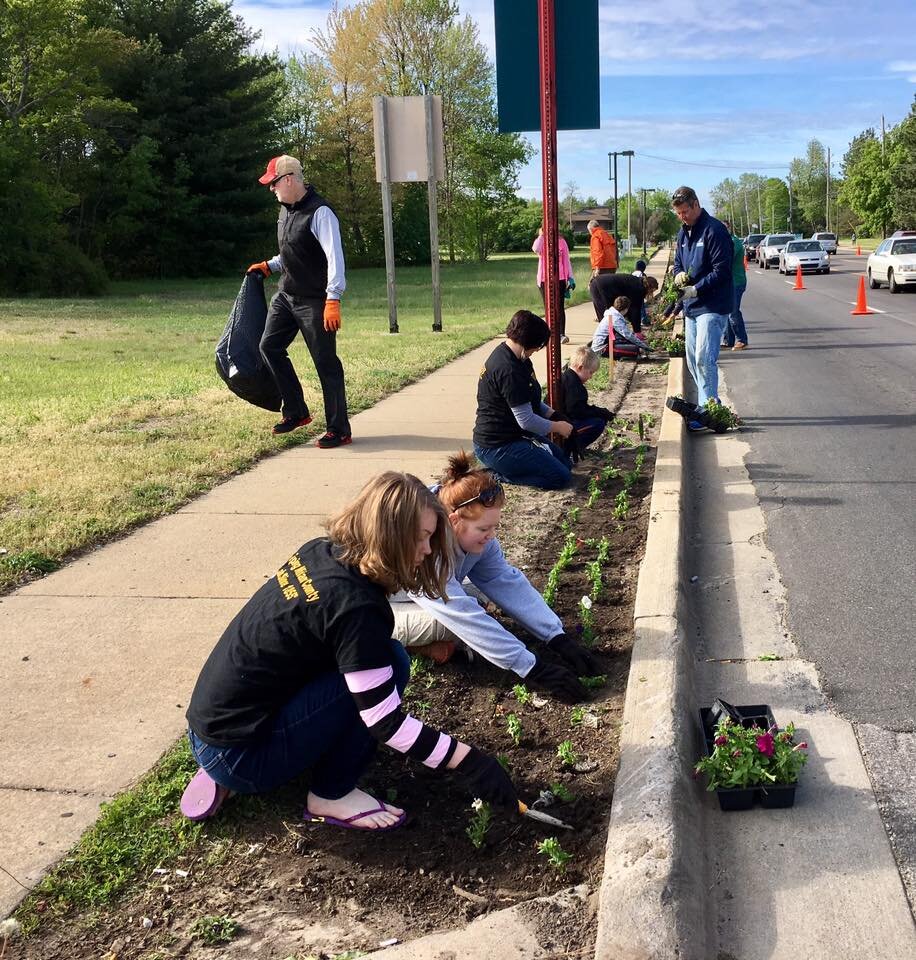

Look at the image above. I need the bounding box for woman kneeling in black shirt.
[472,310,574,490]
[181,472,517,830]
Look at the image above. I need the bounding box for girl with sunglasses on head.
[180,471,517,828]
[389,452,601,702]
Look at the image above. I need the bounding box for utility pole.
[756,182,763,233]
[826,146,831,233]
[626,153,632,248]
[881,115,887,238]
[640,187,659,256]
[787,175,793,233]
[608,149,634,253]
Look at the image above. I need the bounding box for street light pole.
[640,187,659,256]
[626,152,632,246]
[607,149,634,253]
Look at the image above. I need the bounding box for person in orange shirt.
[587,219,618,277]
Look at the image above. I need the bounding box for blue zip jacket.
[673,209,734,316]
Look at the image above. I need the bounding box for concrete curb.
[593,358,708,959]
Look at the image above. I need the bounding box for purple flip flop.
[303,803,406,831]
[180,768,230,821]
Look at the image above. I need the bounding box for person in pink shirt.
[532,228,574,342]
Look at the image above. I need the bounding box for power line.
[637,151,789,171]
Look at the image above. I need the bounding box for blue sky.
[235,0,916,207]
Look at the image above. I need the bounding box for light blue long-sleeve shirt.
[389,537,563,677]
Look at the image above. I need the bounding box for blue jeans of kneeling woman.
[187,637,410,800]
[474,437,572,490]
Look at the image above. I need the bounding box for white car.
[757,233,795,269]
[779,240,830,275]
[867,237,916,293]
[811,232,838,254]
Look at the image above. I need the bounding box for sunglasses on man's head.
[454,484,503,510]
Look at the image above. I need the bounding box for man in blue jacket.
[671,187,733,427]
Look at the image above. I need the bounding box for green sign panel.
[494,0,600,134]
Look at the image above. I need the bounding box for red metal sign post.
[538,0,563,411]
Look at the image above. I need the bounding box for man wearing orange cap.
[248,155,351,446]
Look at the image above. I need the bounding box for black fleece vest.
[277,187,334,300]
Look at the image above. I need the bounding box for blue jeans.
[474,438,572,490]
[724,284,748,346]
[684,312,728,405]
[188,638,410,800]
[571,417,607,450]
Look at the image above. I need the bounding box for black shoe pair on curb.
[665,396,728,434]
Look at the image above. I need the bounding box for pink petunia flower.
[756,733,775,757]
[732,749,742,757]
[715,735,728,746]
[793,741,808,751]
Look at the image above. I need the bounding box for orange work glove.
[246,261,270,277]
[324,299,342,332]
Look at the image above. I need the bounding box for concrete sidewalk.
[0,249,668,919]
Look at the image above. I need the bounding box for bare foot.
[306,787,405,829]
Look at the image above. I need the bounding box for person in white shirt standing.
[247,155,351,446]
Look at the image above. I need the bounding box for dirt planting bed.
[11,363,669,960]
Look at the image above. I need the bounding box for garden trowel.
[518,801,574,831]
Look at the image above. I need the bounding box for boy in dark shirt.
[561,346,612,451]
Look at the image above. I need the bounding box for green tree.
[0,0,126,292]
[839,130,893,237]
[85,0,283,277]
[889,98,916,230]
[789,140,828,233]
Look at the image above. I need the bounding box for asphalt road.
[719,249,916,732]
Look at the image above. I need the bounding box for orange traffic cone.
[743,254,749,270]
[851,276,874,315]
[856,244,862,256]
[792,265,805,290]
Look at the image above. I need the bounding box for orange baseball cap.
[258,155,302,185]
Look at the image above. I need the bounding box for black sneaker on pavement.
[272,414,312,435]
[316,430,352,449]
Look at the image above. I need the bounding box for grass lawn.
[0,246,642,590]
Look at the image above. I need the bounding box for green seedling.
[579,675,607,690]
[556,740,579,767]
[536,836,572,873]
[549,782,574,803]
[600,464,621,485]
[512,684,532,705]
[496,754,511,771]
[466,799,492,849]
[385,787,399,804]
[623,468,640,490]
[586,474,602,509]
[506,712,523,746]
[190,915,239,945]
[570,706,586,726]
[578,596,595,646]
[758,653,782,661]
[613,490,630,520]
[409,657,430,681]
[412,699,431,718]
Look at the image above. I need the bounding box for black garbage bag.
[215,274,282,411]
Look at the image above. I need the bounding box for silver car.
[757,233,795,269]
[811,232,838,254]
[780,240,830,275]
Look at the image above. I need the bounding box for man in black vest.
[248,155,351,446]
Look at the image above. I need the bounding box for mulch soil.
[10,362,669,960]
